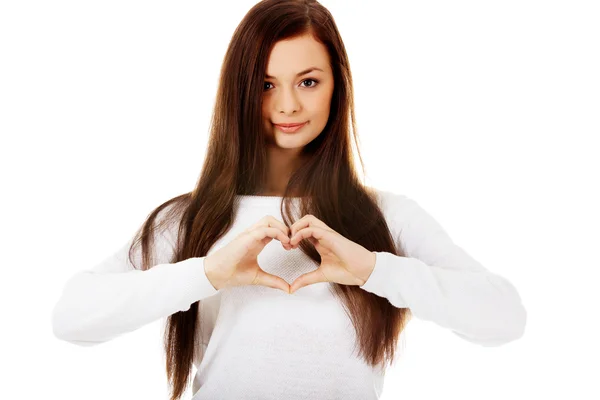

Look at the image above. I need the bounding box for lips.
[274,122,306,127]
[274,121,307,133]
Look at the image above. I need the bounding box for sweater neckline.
[235,195,302,206]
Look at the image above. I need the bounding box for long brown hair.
[129,1,411,398]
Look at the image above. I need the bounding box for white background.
[1,0,598,399]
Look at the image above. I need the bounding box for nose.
[276,87,301,114]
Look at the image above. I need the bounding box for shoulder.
[152,196,189,248]
[366,187,451,258]
[365,186,413,213]
[366,186,435,233]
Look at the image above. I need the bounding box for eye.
[301,78,319,88]
[263,78,320,92]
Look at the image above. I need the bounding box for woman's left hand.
[288,215,376,294]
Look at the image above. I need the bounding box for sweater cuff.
[176,257,220,304]
[359,251,409,308]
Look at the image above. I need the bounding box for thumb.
[290,269,326,294]
[254,269,291,294]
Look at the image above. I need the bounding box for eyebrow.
[265,67,324,80]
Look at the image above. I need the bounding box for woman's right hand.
[204,215,293,293]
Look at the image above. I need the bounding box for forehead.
[266,34,330,76]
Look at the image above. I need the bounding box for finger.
[254,215,290,237]
[290,226,321,246]
[290,215,330,238]
[290,218,312,238]
[265,216,291,237]
[249,227,291,251]
[291,226,331,248]
[290,269,327,294]
[289,227,309,246]
[251,227,290,245]
[247,216,290,237]
[255,269,291,293]
[267,220,293,248]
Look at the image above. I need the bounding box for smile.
[274,122,307,133]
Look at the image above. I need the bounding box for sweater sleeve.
[360,191,527,347]
[51,206,220,346]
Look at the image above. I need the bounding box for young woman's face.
[261,33,335,152]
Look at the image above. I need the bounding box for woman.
[51,1,527,399]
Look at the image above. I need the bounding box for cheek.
[313,94,332,119]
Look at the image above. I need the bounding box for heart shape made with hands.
[285,214,377,294]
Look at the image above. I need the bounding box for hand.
[204,215,293,293]
[287,214,376,294]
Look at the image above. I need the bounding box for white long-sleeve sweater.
[51,188,527,399]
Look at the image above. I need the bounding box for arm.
[360,191,527,346]
[51,208,220,346]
